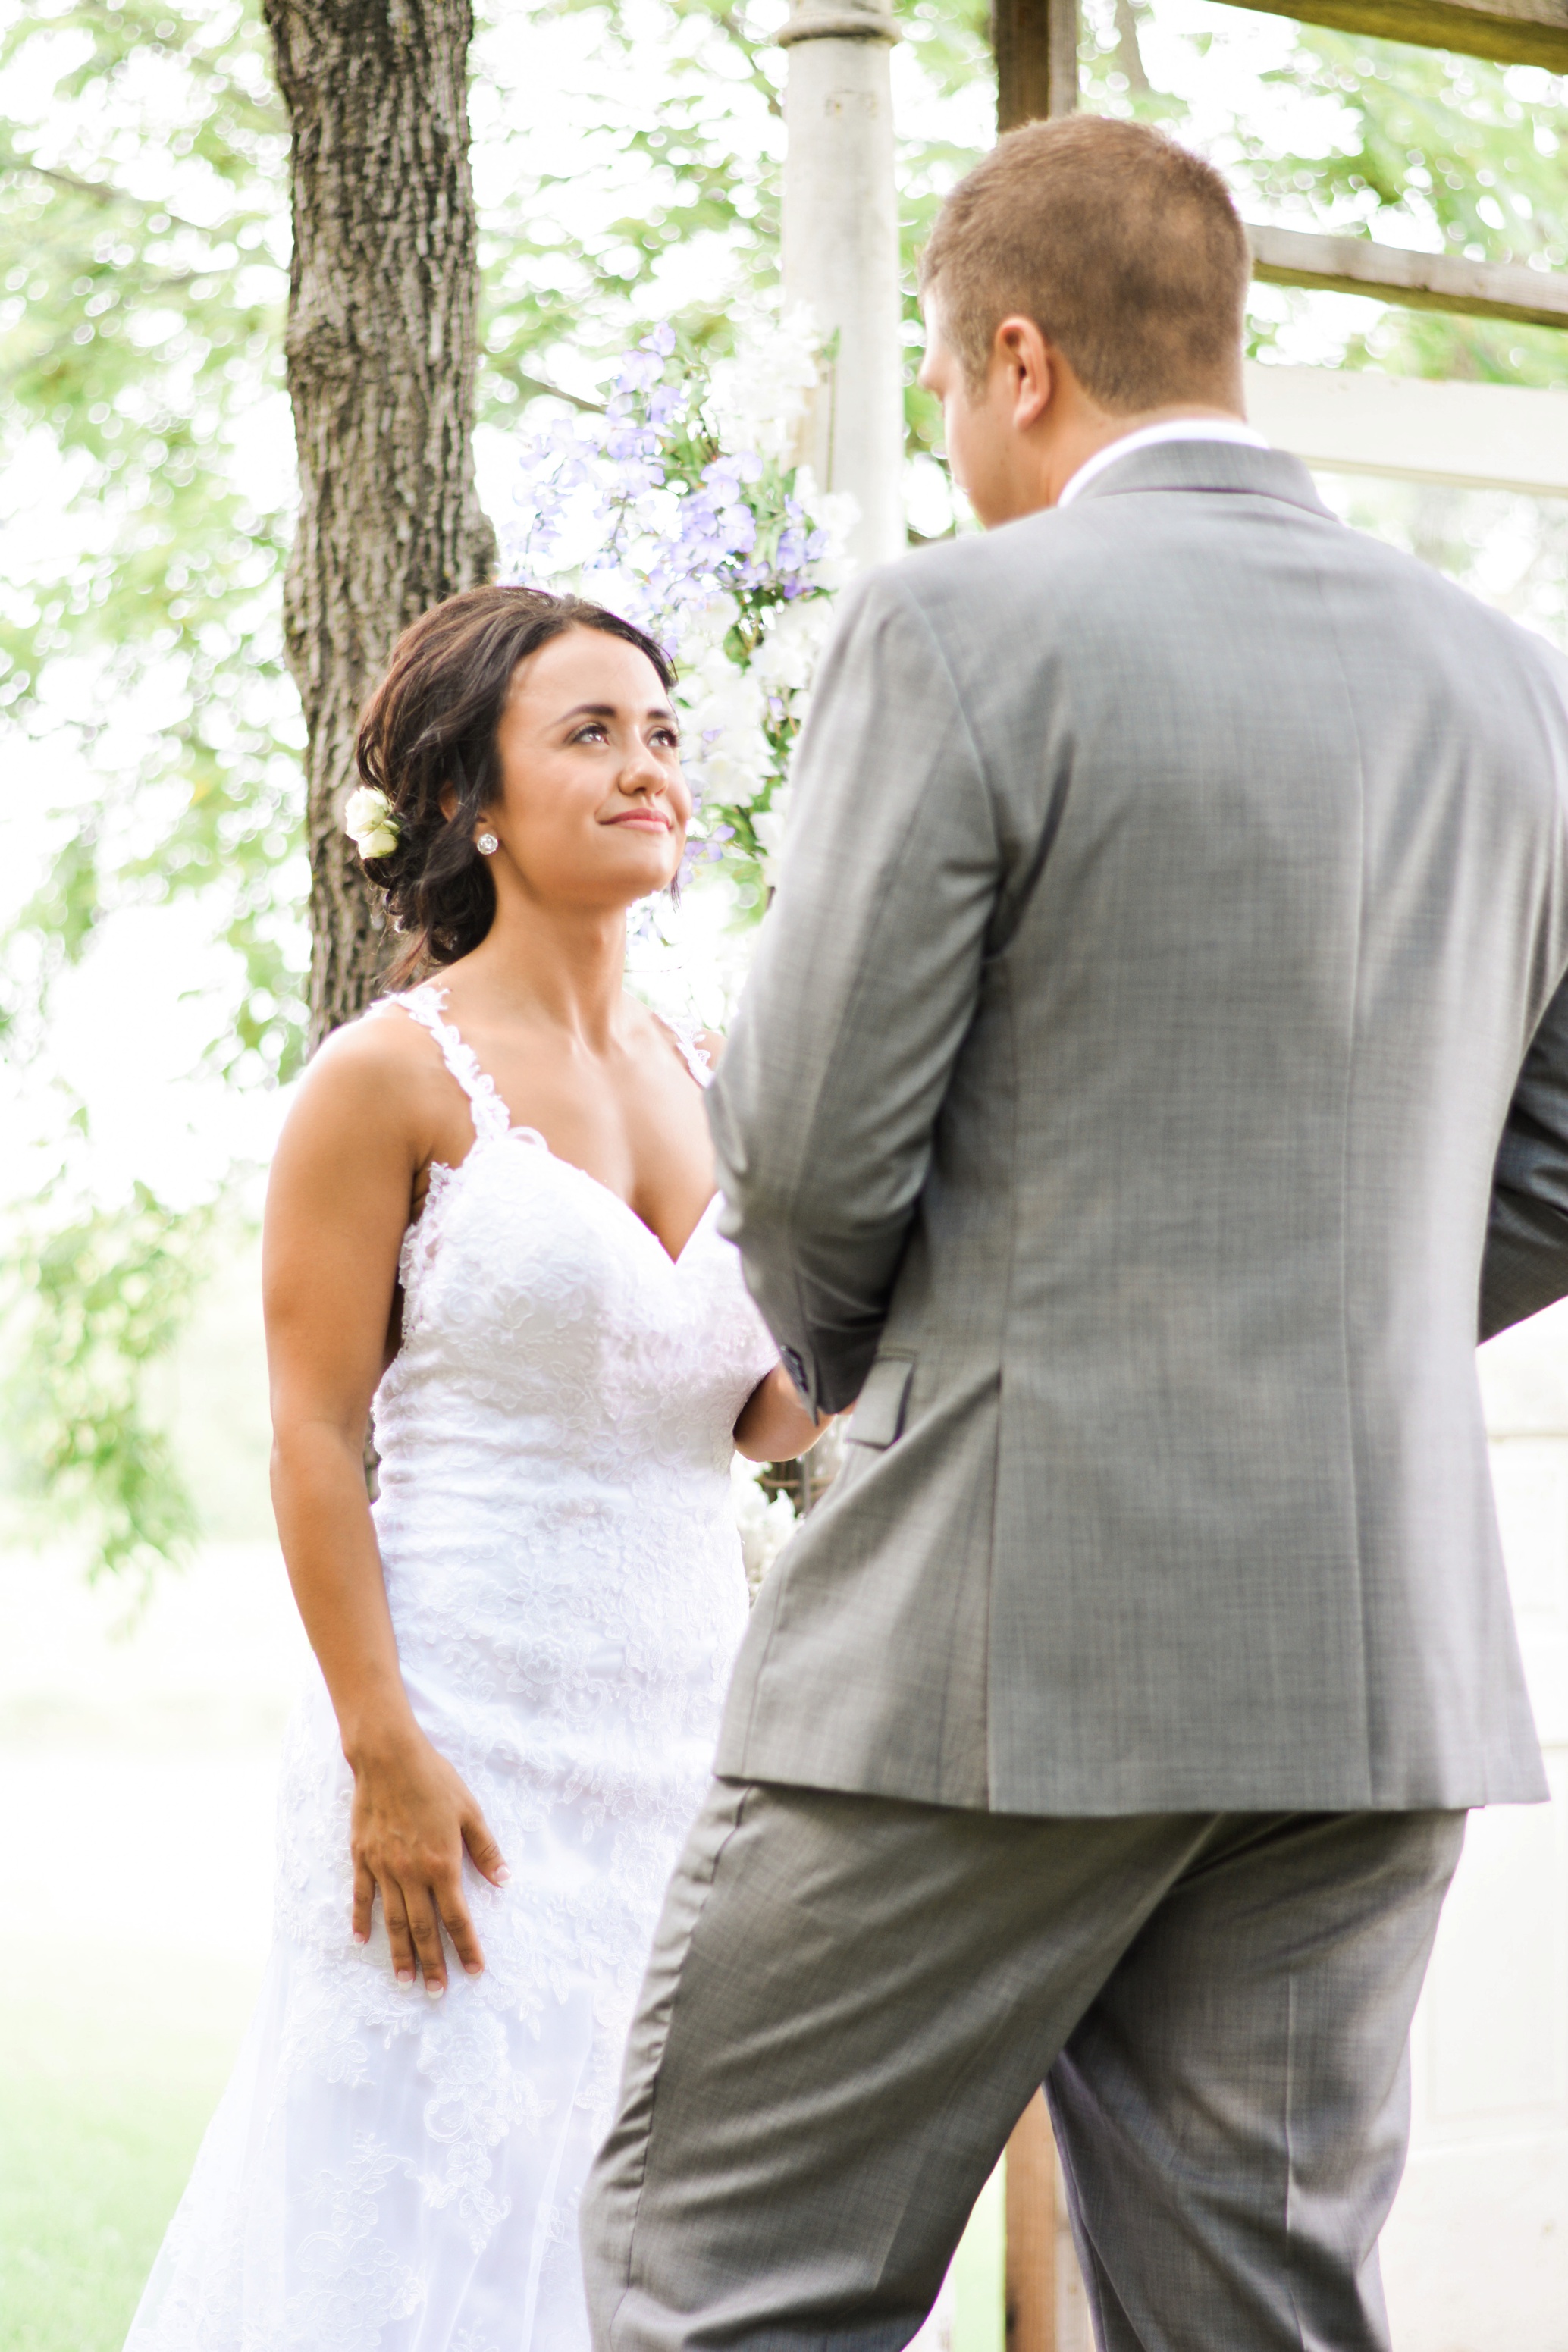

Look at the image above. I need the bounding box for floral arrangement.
[498,309,857,913]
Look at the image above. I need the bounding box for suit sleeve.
[1482,966,1568,1338]
[707,569,1002,1415]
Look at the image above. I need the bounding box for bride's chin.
[555,858,682,914]
[603,842,682,898]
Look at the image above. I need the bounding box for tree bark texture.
[265,0,496,1045]
[992,0,1079,130]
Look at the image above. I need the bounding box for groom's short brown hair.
[920,116,1250,414]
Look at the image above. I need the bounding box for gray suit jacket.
[709,441,1568,1815]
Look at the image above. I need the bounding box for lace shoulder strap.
[378,984,513,1142]
[659,1013,715,1090]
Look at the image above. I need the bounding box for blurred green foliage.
[1247,32,1568,384]
[2,1178,220,1586]
[0,0,303,1083]
[480,0,786,400]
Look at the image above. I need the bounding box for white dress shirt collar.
[1057,418,1270,510]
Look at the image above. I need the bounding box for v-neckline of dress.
[500,1134,721,1271]
[397,982,720,1271]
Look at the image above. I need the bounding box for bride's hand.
[347,1720,510,1996]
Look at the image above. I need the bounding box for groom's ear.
[991,315,1055,433]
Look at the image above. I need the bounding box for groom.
[583,116,1568,2349]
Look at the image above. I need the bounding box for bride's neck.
[455,899,631,1049]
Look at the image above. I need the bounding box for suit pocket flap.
[848,1355,915,1450]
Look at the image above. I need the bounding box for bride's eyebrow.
[557,701,679,726]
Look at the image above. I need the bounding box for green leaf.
[2,1174,226,1589]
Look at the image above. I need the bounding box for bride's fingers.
[382,1883,419,1989]
[405,1890,448,1998]
[351,1858,377,1948]
[437,1871,486,1979]
[461,1808,510,1890]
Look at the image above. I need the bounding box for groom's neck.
[1013,390,1247,523]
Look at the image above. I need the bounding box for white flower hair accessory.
[343,785,401,861]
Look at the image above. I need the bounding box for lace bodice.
[128,982,779,2352]
[379,985,757,1501]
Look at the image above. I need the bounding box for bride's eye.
[571,721,610,744]
[651,726,680,751]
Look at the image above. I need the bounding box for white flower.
[683,644,760,717]
[677,654,774,808]
[710,305,822,466]
[731,1456,799,1598]
[791,466,859,592]
[752,800,787,855]
[752,786,792,878]
[695,732,775,810]
[343,785,400,861]
[677,593,742,658]
[751,599,830,697]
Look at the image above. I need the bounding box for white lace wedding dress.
[127,983,779,2352]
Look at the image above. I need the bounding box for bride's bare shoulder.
[284,997,453,1146]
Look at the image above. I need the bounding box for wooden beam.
[1248,221,1568,331]
[1218,0,1568,74]
[1243,359,1568,497]
[1005,2093,1057,2352]
[993,0,1078,132]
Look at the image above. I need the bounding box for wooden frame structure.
[993,0,1568,330]
[989,5,1566,2345]
[1248,222,1568,330]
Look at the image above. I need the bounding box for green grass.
[0,1954,255,2352]
[0,1944,1005,2352]
[952,2160,1005,2352]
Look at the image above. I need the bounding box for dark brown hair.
[920,115,1250,412]
[354,585,676,987]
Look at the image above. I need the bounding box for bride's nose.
[616,742,665,798]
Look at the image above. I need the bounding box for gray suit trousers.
[580,1783,1463,2352]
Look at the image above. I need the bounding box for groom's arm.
[708,569,1002,1414]
[1482,966,1568,1338]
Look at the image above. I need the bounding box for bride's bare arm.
[734,1366,835,1463]
[264,1021,506,1997]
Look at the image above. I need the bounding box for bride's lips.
[605,809,673,832]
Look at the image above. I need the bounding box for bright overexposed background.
[5,0,1568,2344]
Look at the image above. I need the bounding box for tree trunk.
[264,0,496,1046]
[992,0,1079,131]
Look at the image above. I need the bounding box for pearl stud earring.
[476,832,499,855]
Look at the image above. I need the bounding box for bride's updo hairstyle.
[356,584,677,986]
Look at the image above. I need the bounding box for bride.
[127,584,821,2351]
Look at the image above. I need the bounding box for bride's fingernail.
[464,1960,483,1975]
[494,1866,511,1884]
[352,1930,368,1946]
[425,1979,444,2001]
[396,1969,415,1987]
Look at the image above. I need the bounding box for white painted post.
[778,0,906,569]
